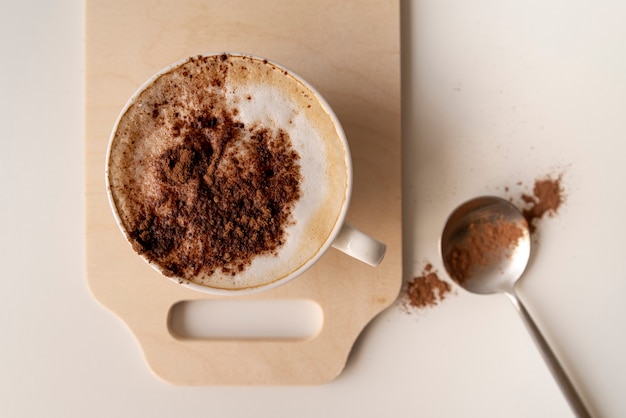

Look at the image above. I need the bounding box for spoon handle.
[506,292,592,418]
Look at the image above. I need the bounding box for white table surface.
[2,1,625,417]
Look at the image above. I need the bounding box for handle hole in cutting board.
[168,299,324,340]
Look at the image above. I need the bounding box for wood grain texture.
[85,0,401,385]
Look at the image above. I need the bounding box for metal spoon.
[440,196,591,418]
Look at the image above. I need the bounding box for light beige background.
[2,0,626,416]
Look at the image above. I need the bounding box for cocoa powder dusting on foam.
[123,56,302,279]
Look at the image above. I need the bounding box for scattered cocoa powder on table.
[521,174,564,232]
[403,264,452,310]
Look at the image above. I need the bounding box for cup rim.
[105,52,353,296]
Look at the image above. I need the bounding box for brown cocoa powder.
[121,56,303,279]
[403,264,452,310]
[401,173,565,312]
[445,218,524,285]
[521,174,564,232]
[131,117,301,278]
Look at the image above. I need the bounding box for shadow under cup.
[106,52,385,295]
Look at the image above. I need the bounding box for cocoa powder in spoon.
[445,217,525,285]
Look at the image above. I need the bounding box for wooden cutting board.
[85,0,401,385]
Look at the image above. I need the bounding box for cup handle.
[331,223,386,266]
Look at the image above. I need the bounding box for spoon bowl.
[440,196,530,295]
[440,196,591,418]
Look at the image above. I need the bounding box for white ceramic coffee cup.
[106,53,386,295]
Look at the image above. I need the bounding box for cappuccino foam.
[107,54,348,290]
